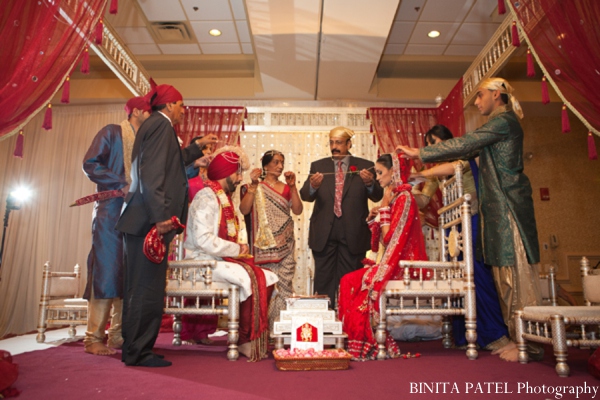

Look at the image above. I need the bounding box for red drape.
[437,78,465,138]
[510,0,600,135]
[175,106,246,148]
[0,0,107,139]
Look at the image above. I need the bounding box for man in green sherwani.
[397,77,542,362]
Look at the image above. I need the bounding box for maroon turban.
[124,96,151,115]
[208,152,240,181]
[147,84,183,107]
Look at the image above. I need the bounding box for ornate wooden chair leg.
[550,314,570,377]
[376,292,388,360]
[442,316,453,349]
[172,315,182,346]
[465,289,478,360]
[515,310,528,364]
[227,286,239,361]
[37,262,51,343]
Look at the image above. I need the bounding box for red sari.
[338,185,428,360]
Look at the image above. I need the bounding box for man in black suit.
[300,126,383,305]
[116,84,216,367]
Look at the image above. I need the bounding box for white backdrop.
[0,104,379,337]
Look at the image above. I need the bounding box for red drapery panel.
[0,0,106,139]
[175,106,247,148]
[437,77,465,138]
[511,0,600,135]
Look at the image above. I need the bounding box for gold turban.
[329,126,355,140]
[478,77,524,119]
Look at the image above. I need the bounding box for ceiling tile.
[409,22,460,45]
[394,0,425,22]
[384,43,406,55]
[419,0,475,22]
[127,43,162,55]
[200,43,242,54]
[137,0,187,22]
[388,21,415,44]
[404,44,446,55]
[444,44,483,56]
[191,21,239,42]
[464,0,501,22]
[230,0,247,20]
[158,43,202,54]
[115,27,155,44]
[235,20,251,42]
[241,43,254,54]
[180,0,233,21]
[452,22,500,45]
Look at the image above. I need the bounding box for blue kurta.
[82,124,128,299]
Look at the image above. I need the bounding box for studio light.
[0,186,32,278]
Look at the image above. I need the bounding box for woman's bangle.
[247,184,258,194]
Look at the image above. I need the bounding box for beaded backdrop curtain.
[0,104,126,337]
[510,0,600,136]
[0,0,107,139]
[238,131,378,295]
[175,106,246,148]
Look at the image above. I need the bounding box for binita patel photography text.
[409,381,599,399]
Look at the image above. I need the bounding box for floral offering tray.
[273,348,352,371]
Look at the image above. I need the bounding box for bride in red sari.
[338,153,429,360]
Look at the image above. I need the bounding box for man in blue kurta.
[82,96,152,356]
[397,78,542,362]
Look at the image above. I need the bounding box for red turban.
[147,84,183,107]
[124,96,151,115]
[208,152,240,181]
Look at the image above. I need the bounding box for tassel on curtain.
[541,77,550,104]
[13,130,24,158]
[80,47,90,74]
[561,105,571,133]
[61,77,70,104]
[42,104,52,130]
[109,0,118,14]
[526,50,535,77]
[95,19,103,45]
[498,0,506,15]
[511,22,520,47]
[588,132,598,160]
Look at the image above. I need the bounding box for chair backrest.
[42,261,81,299]
[436,162,473,265]
[581,257,600,305]
[539,266,558,306]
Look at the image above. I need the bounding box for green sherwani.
[420,108,540,267]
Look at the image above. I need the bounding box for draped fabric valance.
[175,106,247,148]
[510,0,600,136]
[369,77,466,166]
[0,0,106,140]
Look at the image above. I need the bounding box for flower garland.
[206,181,239,242]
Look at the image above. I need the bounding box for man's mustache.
[332,150,340,153]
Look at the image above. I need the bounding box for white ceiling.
[102,0,505,101]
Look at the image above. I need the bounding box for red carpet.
[11,333,599,399]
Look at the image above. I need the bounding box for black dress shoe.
[153,353,165,359]
[136,357,172,367]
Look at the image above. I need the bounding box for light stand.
[0,189,29,280]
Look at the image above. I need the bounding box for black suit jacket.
[300,156,383,254]
[116,112,203,237]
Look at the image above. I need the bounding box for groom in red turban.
[184,146,277,361]
[116,84,216,367]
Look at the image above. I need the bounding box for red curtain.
[0,0,106,139]
[175,106,247,148]
[511,0,600,134]
[437,78,465,138]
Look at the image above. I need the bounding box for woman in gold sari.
[240,150,303,328]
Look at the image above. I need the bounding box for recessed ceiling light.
[428,30,441,38]
[209,29,222,37]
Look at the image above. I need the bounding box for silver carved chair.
[376,162,478,360]
[165,238,240,361]
[36,261,88,343]
[516,257,600,377]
